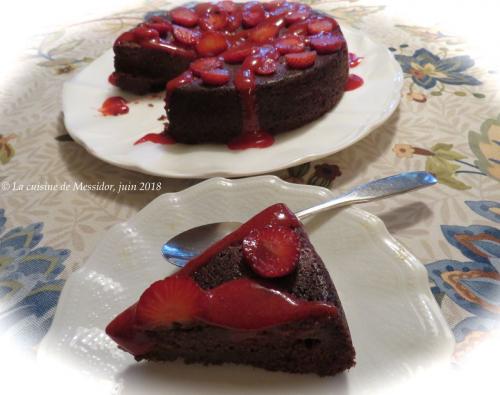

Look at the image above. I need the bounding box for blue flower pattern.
[0,209,70,349]
[395,48,481,89]
[427,200,500,347]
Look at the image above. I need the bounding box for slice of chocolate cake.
[106,203,355,376]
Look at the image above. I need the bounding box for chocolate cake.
[106,203,356,376]
[111,1,349,148]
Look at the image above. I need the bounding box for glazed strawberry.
[309,33,345,54]
[249,23,280,44]
[285,4,311,24]
[170,7,199,27]
[242,2,265,27]
[199,68,231,85]
[190,57,223,76]
[226,12,243,32]
[135,276,204,328]
[202,278,337,330]
[254,58,277,75]
[275,35,305,54]
[223,42,253,63]
[287,21,308,36]
[242,225,300,278]
[196,31,228,56]
[307,18,337,35]
[173,25,201,46]
[199,8,228,31]
[263,0,285,12]
[218,1,239,13]
[115,31,135,45]
[133,26,160,41]
[195,2,218,16]
[285,50,317,69]
[145,22,172,35]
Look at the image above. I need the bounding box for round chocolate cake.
[112,1,349,148]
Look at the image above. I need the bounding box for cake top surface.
[115,1,346,88]
[106,203,339,356]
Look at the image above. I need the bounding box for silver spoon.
[162,171,437,267]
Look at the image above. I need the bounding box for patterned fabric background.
[0,0,498,369]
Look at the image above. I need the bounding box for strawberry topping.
[199,7,228,31]
[173,25,201,46]
[135,277,204,328]
[249,22,280,44]
[309,32,345,54]
[285,50,317,69]
[242,2,266,27]
[223,42,254,63]
[275,35,305,54]
[307,17,337,35]
[190,57,224,76]
[242,225,300,278]
[170,7,199,27]
[196,31,228,56]
[199,68,231,85]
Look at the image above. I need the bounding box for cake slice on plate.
[106,203,355,376]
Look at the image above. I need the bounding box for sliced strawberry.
[263,0,285,12]
[242,225,300,278]
[196,31,228,56]
[135,277,204,328]
[226,12,243,32]
[190,57,223,76]
[170,7,199,27]
[285,4,311,24]
[217,1,239,13]
[223,42,253,63]
[115,31,136,45]
[199,8,228,31]
[307,18,337,35]
[145,21,172,35]
[285,50,317,69]
[133,26,160,41]
[195,2,217,16]
[249,23,280,44]
[309,32,345,54]
[173,25,201,46]
[287,21,309,36]
[242,2,265,27]
[254,58,277,75]
[199,68,231,85]
[275,35,305,54]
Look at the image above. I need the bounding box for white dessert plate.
[38,176,453,395]
[62,11,403,178]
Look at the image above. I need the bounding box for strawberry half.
[189,57,223,76]
[309,33,345,54]
[242,2,266,27]
[199,8,228,31]
[249,23,280,44]
[254,57,277,75]
[199,68,231,85]
[285,4,311,25]
[173,25,201,46]
[133,26,160,41]
[196,31,228,56]
[135,276,204,328]
[275,35,305,54]
[170,7,199,27]
[223,42,254,63]
[218,1,239,13]
[242,225,300,278]
[285,50,317,69]
[307,18,337,35]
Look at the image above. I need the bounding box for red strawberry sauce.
[99,96,129,116]
[105,203,338,356]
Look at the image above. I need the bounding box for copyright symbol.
[1,181,10,192]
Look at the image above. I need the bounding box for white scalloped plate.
[38,176,453,395]
[62,12,403,178]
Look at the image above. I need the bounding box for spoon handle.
[295,171,437,220]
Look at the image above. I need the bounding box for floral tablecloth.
[0,0,498,383]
